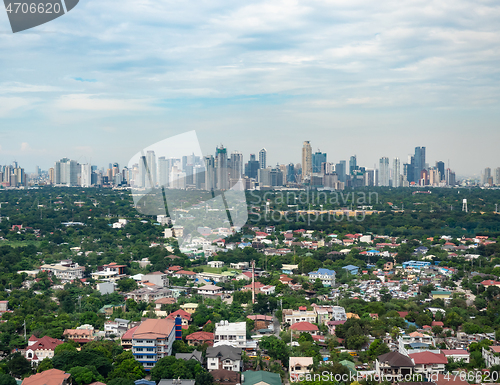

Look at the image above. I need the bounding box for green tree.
[0,374,16,385]
[68,366,104,385]
[37,357,54,373]
[195,371,214,385]
[6,353,32,378]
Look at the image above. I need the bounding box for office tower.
[215,145,229,190]
[349,155,357,175]
[145,151,157,188]
[379,157,390,186]
[393,158,401,187]
[495,167,500,185]
[364,169,375,187]
[286,163,295,183]
[429,168,439,186]
[49,167,55,184]
[259,148,267,169]
[204,155,215,191]
[335,161,346,183]
[436,161,445,181]
[230,151,243,180]
[245,154,260,179]
[55,158,78,186]
[484,167,492,185]
[138,156,147,188]
[158,157,170,187]
[414,147,426,183]
[446,168,456,186]
[302,141,312,178]
[80,164,92,187]
[312,151,327,174]
[35,166,40,176]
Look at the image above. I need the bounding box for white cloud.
[56,94,158,112]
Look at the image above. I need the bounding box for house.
[398,332,436,355]
[247,315,273,331]
[308,268,336,287]
[230,262,249,270]
[242,370,282,385]
[22,369,70,385]
[409,351,447,377]
[155,297,177,308]
[131,318,176,371]
[175,350,203,363]
[186,331,215,347]
[92,263,127,281]
[432,373,470,385]
[430,291,452,300]
[172,270,197,279]
[376,351,414,377]
[326,320,346,335]
[289,322,318,336]
[206,345,242,371]
[99,304,126,316]
[40,261,85,281]
[97,281,117,295]
[281,264,298,274]
[0,300,8,313]
[211,369,241,385]
[63,328,94,344]
[242,282,276,295]
[159,381,194,385]
[166,309,191,326]
[197,272,229,283]
[208,261,225,268]
[383,261,394,271]
[342,265,359,275]
[121,325,139,350]
[104,318,130,337]
[126,287,174,303]
[279,275,294,285]
[481,280,500,288]
[289,357,314,381]
[482,345,500,367]
[214,321,247,348]
[402,261,431,270]
[180,303,199,314]
[25,335,63,365]
[283,307,317,325]
[441,349,469,363]
[142,272,169,287]
[198,284,223,297]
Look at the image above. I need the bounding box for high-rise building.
[80,164,92,187]
[379,157,390,186]
[302,141,312,178]
[349,156,357,175]
[393,158,401,188]
[286,163,295,183]
[158,157,171,187]
[245,154,260,179]
[364,169,375,187]
[446,168,456,186]
[204,155,215,191]
[484,167,492,185]
[312,151,327,174]
[495,167,500,185]
[55,158,78,186]
[146,151,157,188]
[258,149,267,169]
[436,161,445,181]
[230,151,243,180]
[335,161,346,183]
[414,147,426,183]
[216,145,228,190]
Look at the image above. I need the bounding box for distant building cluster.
[4,142,500,189]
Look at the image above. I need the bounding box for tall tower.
[379,157,390,186]
[349,156,357,174]
[216,145,228,190]
[259,149,267,169]
[393,158,401,187]
[312,151,327,174]
[414,147,426,183]
[302,141,312,178]
[204,155,215,191]
[230,151,243,180]
[146,151,157,188]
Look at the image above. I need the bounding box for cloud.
[56,94,158,112]
[73,77,97,83]
[20,142,31,151]
[0,97,32,117]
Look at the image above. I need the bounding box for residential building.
[242,370,282,385]
[376,351,414,377]
[175,350,203,363]
[214,321,246,348]
[211,369,241,385]
[126,287,173,303]
[166,309,191,326]
[22,369,70,385]
[25,335,63,365]
[398,332,437,356]
[104,318,130,338]
[230,262,249,270]
[208,261,225,268]
[186,331,215,347]
[289,322,318,336]
[40,261,85,281]
[409,351,447,378]
[131,318,176,371]
[142,271,169,287]
[482,346,500,367]
[63,327,94,344]
[441,349,469,363]
[308,268,336,287]
[302,141,313,178]
[97,282,117,295]
[247,315,273,331]
[206,345,242,371]
[197,272,228,283]
[342,265,359,275]
[180,303,199,314]
[283,307,317,325]
[289,357,314,381]
[197,284,223,298]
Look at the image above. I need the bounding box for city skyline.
[1,0,500,176]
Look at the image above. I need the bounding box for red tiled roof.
[186,331,214,341]
[431,321,444,327]
[409,351,448,365]
[167,309,191,321]
[121,325,139,340]
[22,369,70,385]
[290,322,319,332]
[28,335,63,351]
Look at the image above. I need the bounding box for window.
[146,340,153,343]
[136,348,143,352]
[147,348,154,351]
[239,336,244,339]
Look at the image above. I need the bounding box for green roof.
[243,371,282,385]
[431,291,451,295]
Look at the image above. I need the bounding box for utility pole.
[251,260,256,304]
[23,319,26,340]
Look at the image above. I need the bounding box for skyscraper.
[286,163,295,183]
[495,167,500,186]
[379,157,390,186]
[302,141,312,178]
[259,148,267,169]
[393,158,401,188]
[349,156,357,175]
[216,145,228,190]
[230,151,243,180]
[484,167,492,185]
[204,155,215,191]
[414,147,426,183]
[158,157,171,187]
[146,151,157,188]
[436,161,445,181]
[80,164,92,187]
[336,161,346,183]
[312,151,327,174]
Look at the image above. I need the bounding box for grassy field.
[0,240,41,248]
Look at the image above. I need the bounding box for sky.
[0,0,499,177]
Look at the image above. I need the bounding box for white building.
[308,268,336,287]
[483,346,500,367]
[289,357,314,381]
[214,321,247,349]
[283,307,317,325]
[208,261,225,268]
[206,345,242,372]
[113,219,129,228]
[142,272,169,287]
[40,261,84,281]
[197,284,223,297]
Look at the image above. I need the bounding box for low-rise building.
[214,321,247,348]
[441,349,470,364]
[206,345,242,372]
[376,351,414,378]
[208,261,225,268]
[126,287,174,303]
[283,307,317,325]
[308,268,336,287]
[92,263,127,281]
[25,335,63,365]
[197,284,223,298]
[186,331,215,347]
[289,357,313,381]
[289,322,318,336]
[482,345,500,367]
[409,351,447,378]
[211,369,241,385]
[142,271,169,287]
[40,261,84,281]
[21,369,70,385]
[180,303,199,314]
